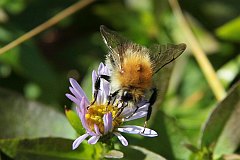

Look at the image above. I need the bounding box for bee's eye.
[122,91,133,101]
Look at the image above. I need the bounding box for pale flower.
[66,63,157,150]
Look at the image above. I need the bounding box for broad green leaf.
[0,137,101,160]
[0,88,75,139]
[65,107,85,135]
[119,145,166,160]
[149,66,191,159]
[126,110,191,160]
[216,16,240,42]
[130,146,166,160]
[201,81,240,158]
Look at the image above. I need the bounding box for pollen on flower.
[85,114,90,119]
[86,104,123,134]
[112,110,116,115]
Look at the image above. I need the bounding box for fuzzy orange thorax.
[117,50,153,91]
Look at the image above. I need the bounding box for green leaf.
[216,16,240,42]
[201,81,240,158]
[65,107,85,135]
[130,146,166,160]
[0,88,75,139]
[0,137,101,160]
[120,145,166,160]
[127,110,191,160]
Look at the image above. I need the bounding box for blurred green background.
[0,0,239,159]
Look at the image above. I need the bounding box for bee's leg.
[114,101,127,119]
[142,88,158,133]
[88,74,110,109]
[106,89,119,112]
[100,75,111,82]
[87,77,100,109]
[111,96,117,105]
[107,89,120,106]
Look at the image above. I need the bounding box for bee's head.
[121,90,133,102]
[120,88,144,103]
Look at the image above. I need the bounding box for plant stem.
[0,0,95,55]
[168,0,226,101]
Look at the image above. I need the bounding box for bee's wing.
[149,43,187,74]
[100,25,130,71]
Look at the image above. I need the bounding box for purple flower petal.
[69,87,81,101]
[103,112,112,134]
[88,131,98,137]
[76,106,82,117]
[72,133,89,150]
[136,100,149,107]
[79,111,87,130]
[107,112,113,132]
[101,63,110,75]
[113,132,128,146]
[139,128,158,137]
[98,63,104,75]
[121,107,135,117]
[117,125,158,137]
[98,62,111,76]
[88,135,100,144]
[79,97,87,113]
[117,125,140,134]
[69,86,90,105]
[96,90,102,104]
[121,102,149,118]
[104,65,110,76]
[102,82,110,103]
[65,93,80,106]
[123,111,147,122]
[94,124,101,135]
[69,78,90,105]
[103,114,108,134]
[78,97,90,131]
[137,103,149,112]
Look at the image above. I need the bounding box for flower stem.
[0,0,95,55]
[168,0,226,101]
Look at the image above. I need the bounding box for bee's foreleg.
[142,88,158,133]
[100,74,111,82]
[88,74,110,109]
[114,101,127,119]
[107,89,120,105]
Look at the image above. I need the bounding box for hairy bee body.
[106,43,153,103]
[96,25,186,126]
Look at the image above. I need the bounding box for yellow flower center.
[85,104,123,134]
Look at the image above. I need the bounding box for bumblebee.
[92,25,186,129]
